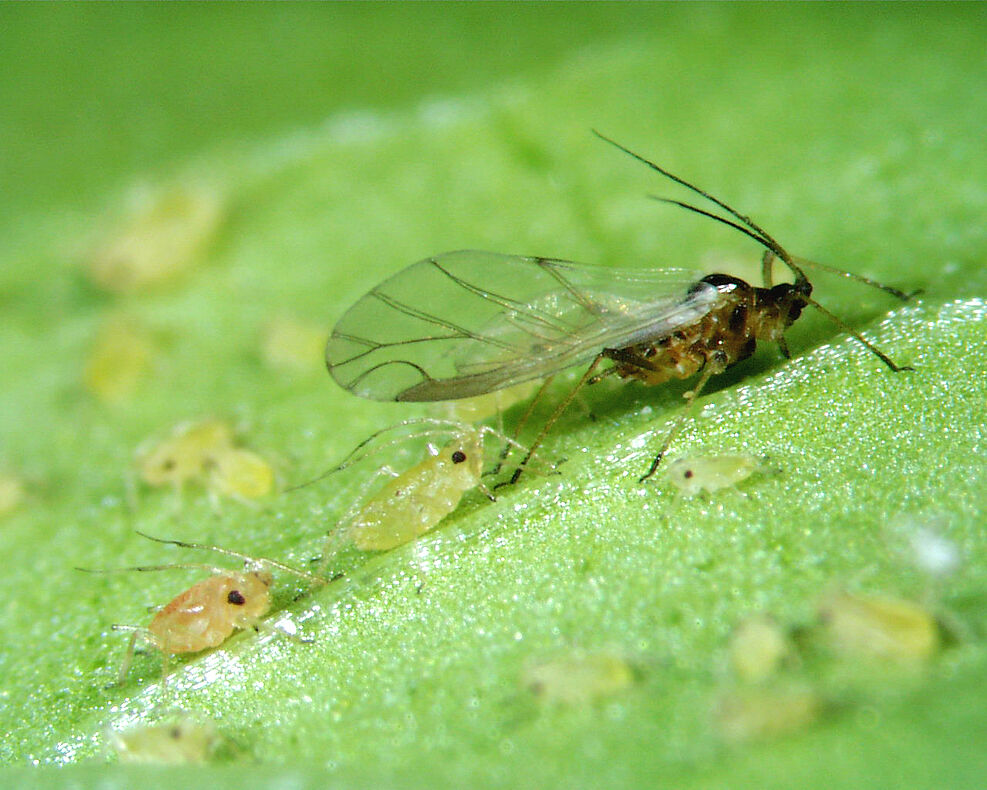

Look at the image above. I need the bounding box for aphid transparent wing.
[327,250,715,401]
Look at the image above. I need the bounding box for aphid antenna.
[133,531,328,586]
[620,132,915,373]
[646,195,784,266]
[285,418,479,492]
[638,163,919,303]
[791,256,920,302]
[78,562,235,576]
[802,294,914,372]
[592,130,809,287]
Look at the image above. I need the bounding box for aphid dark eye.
[451,450,467,464]
[683,469,694,479]
[227,590,246,606]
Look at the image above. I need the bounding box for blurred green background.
[1,4,986,787]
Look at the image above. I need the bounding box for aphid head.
[437,428,486,482]
[767,280,812,327]
[665,457,701,496]
[445,442,483,478]
[224,571,272,619]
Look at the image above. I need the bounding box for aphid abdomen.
[605,281,752,386]
[349,439,483,551]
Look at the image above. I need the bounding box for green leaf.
[1,5,985,787]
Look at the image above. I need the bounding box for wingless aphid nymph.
[326,133,916,482]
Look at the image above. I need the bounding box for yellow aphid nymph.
[206,447,275,501]
[109,717,224,765]
[83,317,155,404]
[86,180,224,294]
[135,418,275,503]
[349,430,485,551]
[665,453,759,498]
[136,418,235,489]
[304,419,542,571]
[818,590,940,663]
[78,532,326,683]
[523,651,635,705]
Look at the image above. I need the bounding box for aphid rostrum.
[78,532,327,683]
[326,133,915,482]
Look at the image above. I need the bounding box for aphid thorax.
[78,531,327,683]
[604,272,809,388]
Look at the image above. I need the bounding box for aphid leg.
[118,630,140,685]
[110,626,160,685]
[804,297,914,372]
[587,366,620,386]
[510,355,604,484]
[246,615,315,645]
[491,375,556,475]
[474,425,556,478]
[761,250,776,289]
[510,375,555,440]
[640,353,726,483]
[476,479,496,502]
